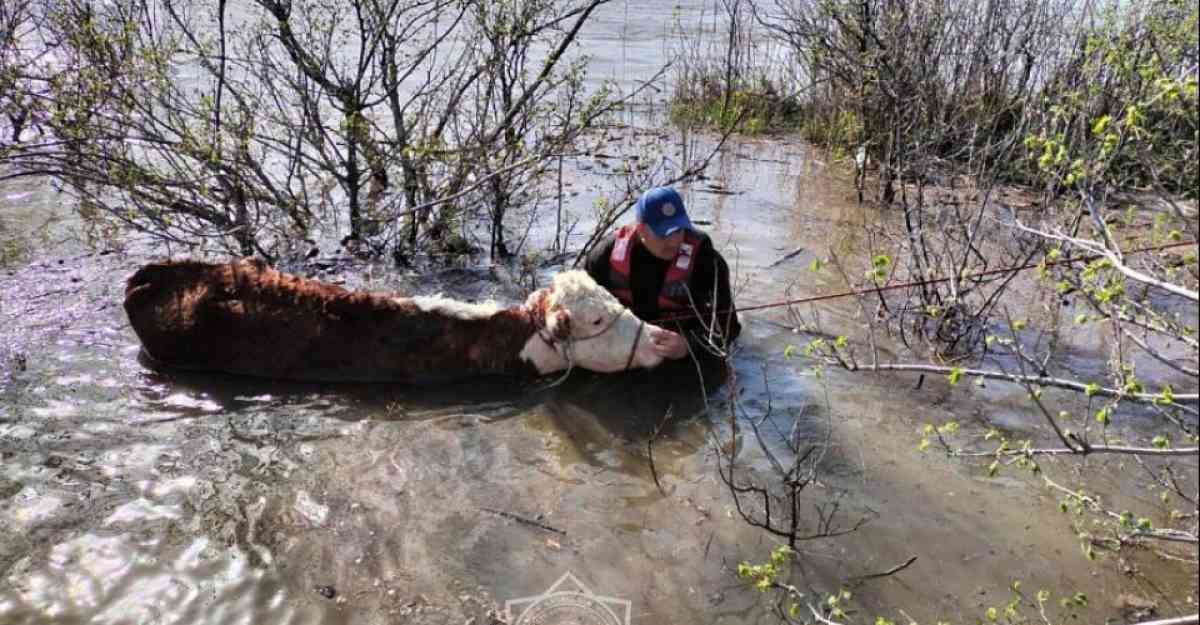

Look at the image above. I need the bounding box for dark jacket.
[584,229,741,355]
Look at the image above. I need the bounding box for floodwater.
[2,3,1197,625]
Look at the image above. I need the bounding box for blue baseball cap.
[636,186,693,237]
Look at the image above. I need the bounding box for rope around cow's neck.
[622,319,645,372]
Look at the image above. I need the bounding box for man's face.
[637,223,685,260]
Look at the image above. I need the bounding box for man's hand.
[647,325,688,360]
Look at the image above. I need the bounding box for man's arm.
[583,234,616,288]
[688,236,741,344]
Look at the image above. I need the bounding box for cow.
[123,258,665,383]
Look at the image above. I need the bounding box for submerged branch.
[849,362,1198,405]
[953,445,1199,458]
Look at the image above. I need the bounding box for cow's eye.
[593,317,604,325]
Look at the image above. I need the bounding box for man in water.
[584,186,740,363]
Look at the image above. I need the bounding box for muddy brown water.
[4,135,1195,625]
[2,4,1197,625]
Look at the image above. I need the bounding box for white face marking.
[517,333,568,374]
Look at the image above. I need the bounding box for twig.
[648,405,675,497]
[848,555,918,583]
[807,602,846,625]
[1043,478,1199,544]
[1130,615,1199,625]
[1001,308,1080,452]
[1013,220,1199,302]
[853,362,1197,405]
[1121,326,1200,377]
[767,246,805,268]
[952,445,1199,458]
[480,507,566,536]
[27,287,81,301]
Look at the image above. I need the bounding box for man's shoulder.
[686,230,721,258]
[584,232,618,281]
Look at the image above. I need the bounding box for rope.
[623,320,645,371]
[653,240,1197,324]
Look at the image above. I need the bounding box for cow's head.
[520,270,664,374]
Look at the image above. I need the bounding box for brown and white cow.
[123,258,664,383]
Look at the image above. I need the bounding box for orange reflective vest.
[608,224,701,312]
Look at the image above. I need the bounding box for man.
[584,186,741,362]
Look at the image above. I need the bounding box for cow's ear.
[551,308,572,340]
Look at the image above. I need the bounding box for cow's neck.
[511,296,569,376]
[516,321,568,374]
[432,300,564,377]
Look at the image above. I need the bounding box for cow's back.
[123,258,535,382]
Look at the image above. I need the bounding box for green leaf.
[948,367,964,385]
[1155,385,1174,406]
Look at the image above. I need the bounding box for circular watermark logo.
[506,572,631,625]
[513,594,621,625]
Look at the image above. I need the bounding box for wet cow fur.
[123,258,663,383]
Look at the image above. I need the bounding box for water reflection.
[2,532,302,625]
[133,364,541,425]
